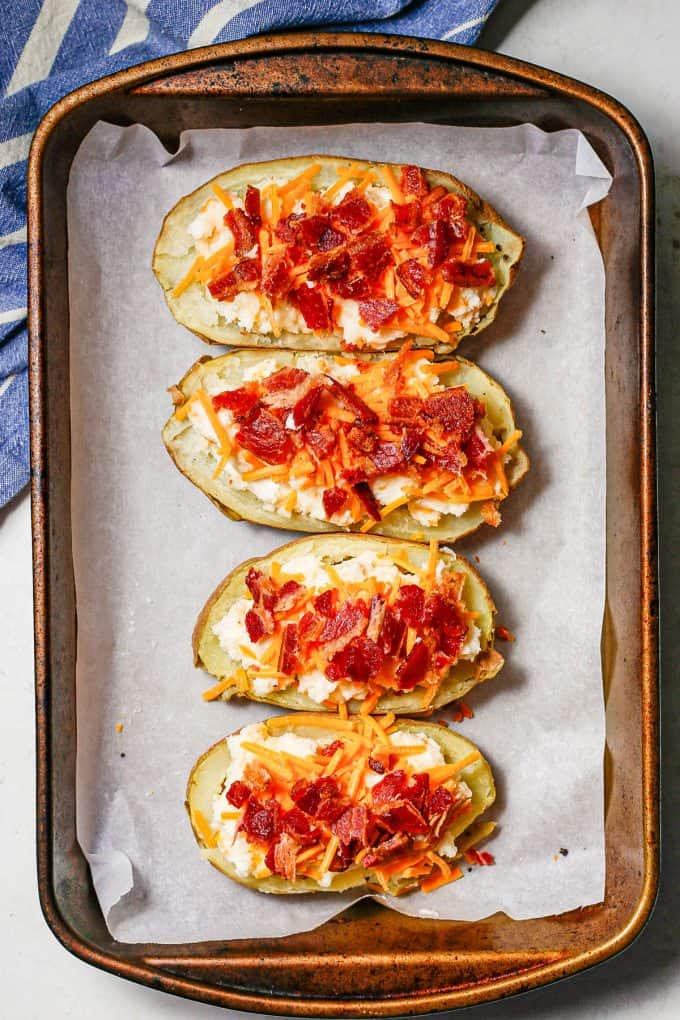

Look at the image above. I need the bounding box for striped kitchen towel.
[0,0,498,508]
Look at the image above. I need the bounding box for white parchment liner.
[68,121,609,942]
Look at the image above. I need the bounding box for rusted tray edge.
[27,30,658,1017]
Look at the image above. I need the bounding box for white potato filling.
[210,723,467,882]
[184,182,495,345]
[185,354,492,527]
[211,547,479,708]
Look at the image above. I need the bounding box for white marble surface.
[2,0,678,1015]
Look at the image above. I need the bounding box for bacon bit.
[422,387,477,439]
[244,185,261,225]
[464,848,495,867]
[292,286,332,331]
[241,797,282,844]
[224,207,259,256]
[318,739,344,758]
[325,377,378,423]
[262,252,292,300]
[213,385,260,419]
[265,832,299,880]
[496,625,516,643]
[459,700,474,719]
[236,407,293,464]
[353,481,381,521]
[308,249,350,282]
[245,609,267,643]
[481,501,502,528]
[393,200,423,232]
[278,624,300,674]
[207,257,260,300]
[441,258,496,288]
[332,189,372,232]
[358,298,399,330]
[322,487,348,518]
[395,640,430,690]
[226,780,251,808]
[396,258,429,298]
[400,165,429,197]
[326,635,384,682]
[426,220,450,267]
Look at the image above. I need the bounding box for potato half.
[193,533,504,714]
[153,155,524,352]
[187,717,496,895]
[163,350,529,543]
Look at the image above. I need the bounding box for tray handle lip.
[28,29,658,1016]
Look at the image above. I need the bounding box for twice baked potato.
[163,349,529,543]
[153,155,524,353]
[187,714,496,895]
[194,534,504,715]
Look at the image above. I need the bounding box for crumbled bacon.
[261,252,292,299]
[297,215,334,249]
[358,298,399,330]
[212,385,260,419]
[274,212,305,243]
[275,580,305,612]
[319,601,369,656]
[379,607,408,657]
[422,387,477,439]
[391,200,422,231]
[371,769,408,806]
[347,233,394,280]
[326,635,384,682]
[278,623,300,674]
[331,274,371,300]
[264,367,309,393]
[318,738,343,758]
[366,595,386,642]
[332,189,372,232]
[324,376,378,423]
[313,589,338,616]
[426,594,468,659]
[226,780,251,808]
[244,185,261,226]
[353,481,381,521]
[464,848,495,866]
[396,258,429,298]
[368,756,386,774]
[426,219,450,267]
[441,258,496,288]
[303,427,336,458]
[332,804,375,850]
[322,487,348,518]
[292,286,332,331]
[225,208,259,256]
[236,407,293,464]
[388,395,424,421]
[292,777,342,819]
[464,429,494,469]
[245,608,267,643]
[282,806,320,846]
[400,165,429,197]
[297,610,324,645]
[241,797,282,843]
[426,785,454,821]
[374,799,430,836]
[396,640,430,690]
[293,385,323,426]
[207,257,260,300]
[394,584,425,628]
[432,193,468,238]
[307,250,350,282]
[369,441,405,474]
[265,832,298,880]
[362,832,410,867]
[437,443,464,474]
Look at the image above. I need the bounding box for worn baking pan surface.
[28,32,657,1016]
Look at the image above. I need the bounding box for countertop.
[2,0,678,1016]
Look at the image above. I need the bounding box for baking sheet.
[69,121,609,942]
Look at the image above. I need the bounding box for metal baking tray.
[28,32,658,1015]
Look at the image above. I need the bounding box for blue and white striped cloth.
[0,0,498,508]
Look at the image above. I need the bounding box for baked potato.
[187,714,496,895]
[153,156,524,353]
[194,534,504,715]
[163,349,529,543]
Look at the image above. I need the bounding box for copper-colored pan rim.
[27,30,657,1017]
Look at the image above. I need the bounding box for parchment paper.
[69,121,609,942]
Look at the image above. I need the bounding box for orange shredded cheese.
[193,809,218,848]
[211,181,233,208]
[380,165,403,203]
[195,389,231,453]
[201,678,235,701]
[172,256,204,297]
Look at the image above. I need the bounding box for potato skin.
[152,154,524,351]
[163,350,529,543]
[193,533,504,715]
[186,718,496,895]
